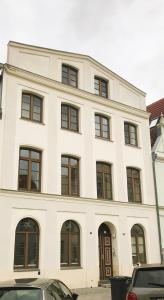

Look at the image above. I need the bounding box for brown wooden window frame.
[21,93,43,123]
[61,156,79,196]
[124,122,138,146]
[95,114,110,140]
[61,220,80,267]
[18,147,42,192]
[14,218,39,270]
[127,167,142,203]
[131,224,146,265]
[61,104,79,132]
[96,162,113,200]
[62,64,78,88]
[94,76,108,98]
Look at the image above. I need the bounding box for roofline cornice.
[4,63,149,119]
[8,41,146,97]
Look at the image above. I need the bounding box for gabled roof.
[147,98,164,120]
[8,41,146,96]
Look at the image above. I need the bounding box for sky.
[1,0,164,105]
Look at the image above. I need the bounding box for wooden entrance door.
[99,223,113,280]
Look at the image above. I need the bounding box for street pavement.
[73,287,111,300]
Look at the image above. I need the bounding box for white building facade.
[0,42,161,288]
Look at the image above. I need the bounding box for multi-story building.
[0,41,160,288]
[147,99,164,259]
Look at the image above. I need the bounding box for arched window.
[131,224,146,265]
[124,122,138,146]
[61,104,79,132]
[95,114,110,139]
[62,64,78,88]
[14,218,39,270]
[61,220,80,267]
[21,93,43,123]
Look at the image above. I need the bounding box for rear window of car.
[134,268,164,288]
[0,288,42,300]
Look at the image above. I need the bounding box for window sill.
[14,269,39,272]
[125,143,141,149]
[61,266,82,270]
[61,128,82,134]
[20,118,45,125]
[95,136,113,142]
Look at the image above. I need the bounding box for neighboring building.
[147,99,164,259]
[0,41,160,288]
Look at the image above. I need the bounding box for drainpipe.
[0,64,3,119]
[152,152,163,263]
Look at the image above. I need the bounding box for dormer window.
[62,64,78,88]
[94,77,108,98]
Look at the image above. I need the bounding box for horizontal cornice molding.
[0,188,156,210]
[4,64,149,119]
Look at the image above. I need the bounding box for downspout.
[152,152,163,263]
[0,63,3,119]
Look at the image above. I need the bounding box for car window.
[47,283,62,300]
[134,268,164,287]
[0,288,42,300]
[57,282,72,299]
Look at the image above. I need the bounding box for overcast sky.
[1,0,164,105]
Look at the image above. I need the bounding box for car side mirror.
[72,293,78,300]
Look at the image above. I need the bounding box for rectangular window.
[61,156,79,196]
[18,148,41,192]
[94,77,108,98]
[62,65,78,88]
[96,163,112,199]
[21,93,43,123]
[127,168,141,202]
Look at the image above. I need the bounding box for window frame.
[95,114,110,140]
[60,220,80,267]
[21,92,43,123]
[18,147,42,192]
[96,162,113,200]
[124,122,138,147]
[62,64,78,88]
[127,167,142,203]
[61,155,80,196]
[94,76,108,98]
[14,218,39,270]
[131,224,146,265]
[61,104,79,132]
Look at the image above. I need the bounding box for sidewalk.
[73,287,111,300]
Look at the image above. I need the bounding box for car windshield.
[134,268,164,288]
[0,288,42,300]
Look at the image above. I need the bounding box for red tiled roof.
[147,98,164,120]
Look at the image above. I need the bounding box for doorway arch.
[98,223,113,280]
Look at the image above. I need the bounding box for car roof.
[0,278,56,289]
[134,264,164,270]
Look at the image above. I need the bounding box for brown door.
[99,223,113,280]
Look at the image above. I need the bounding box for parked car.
[0,278,78,300]
[126,264,164,300]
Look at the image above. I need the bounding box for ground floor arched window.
[131,224,146,265]
[61,220,80,267]
[14,218,39,270]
